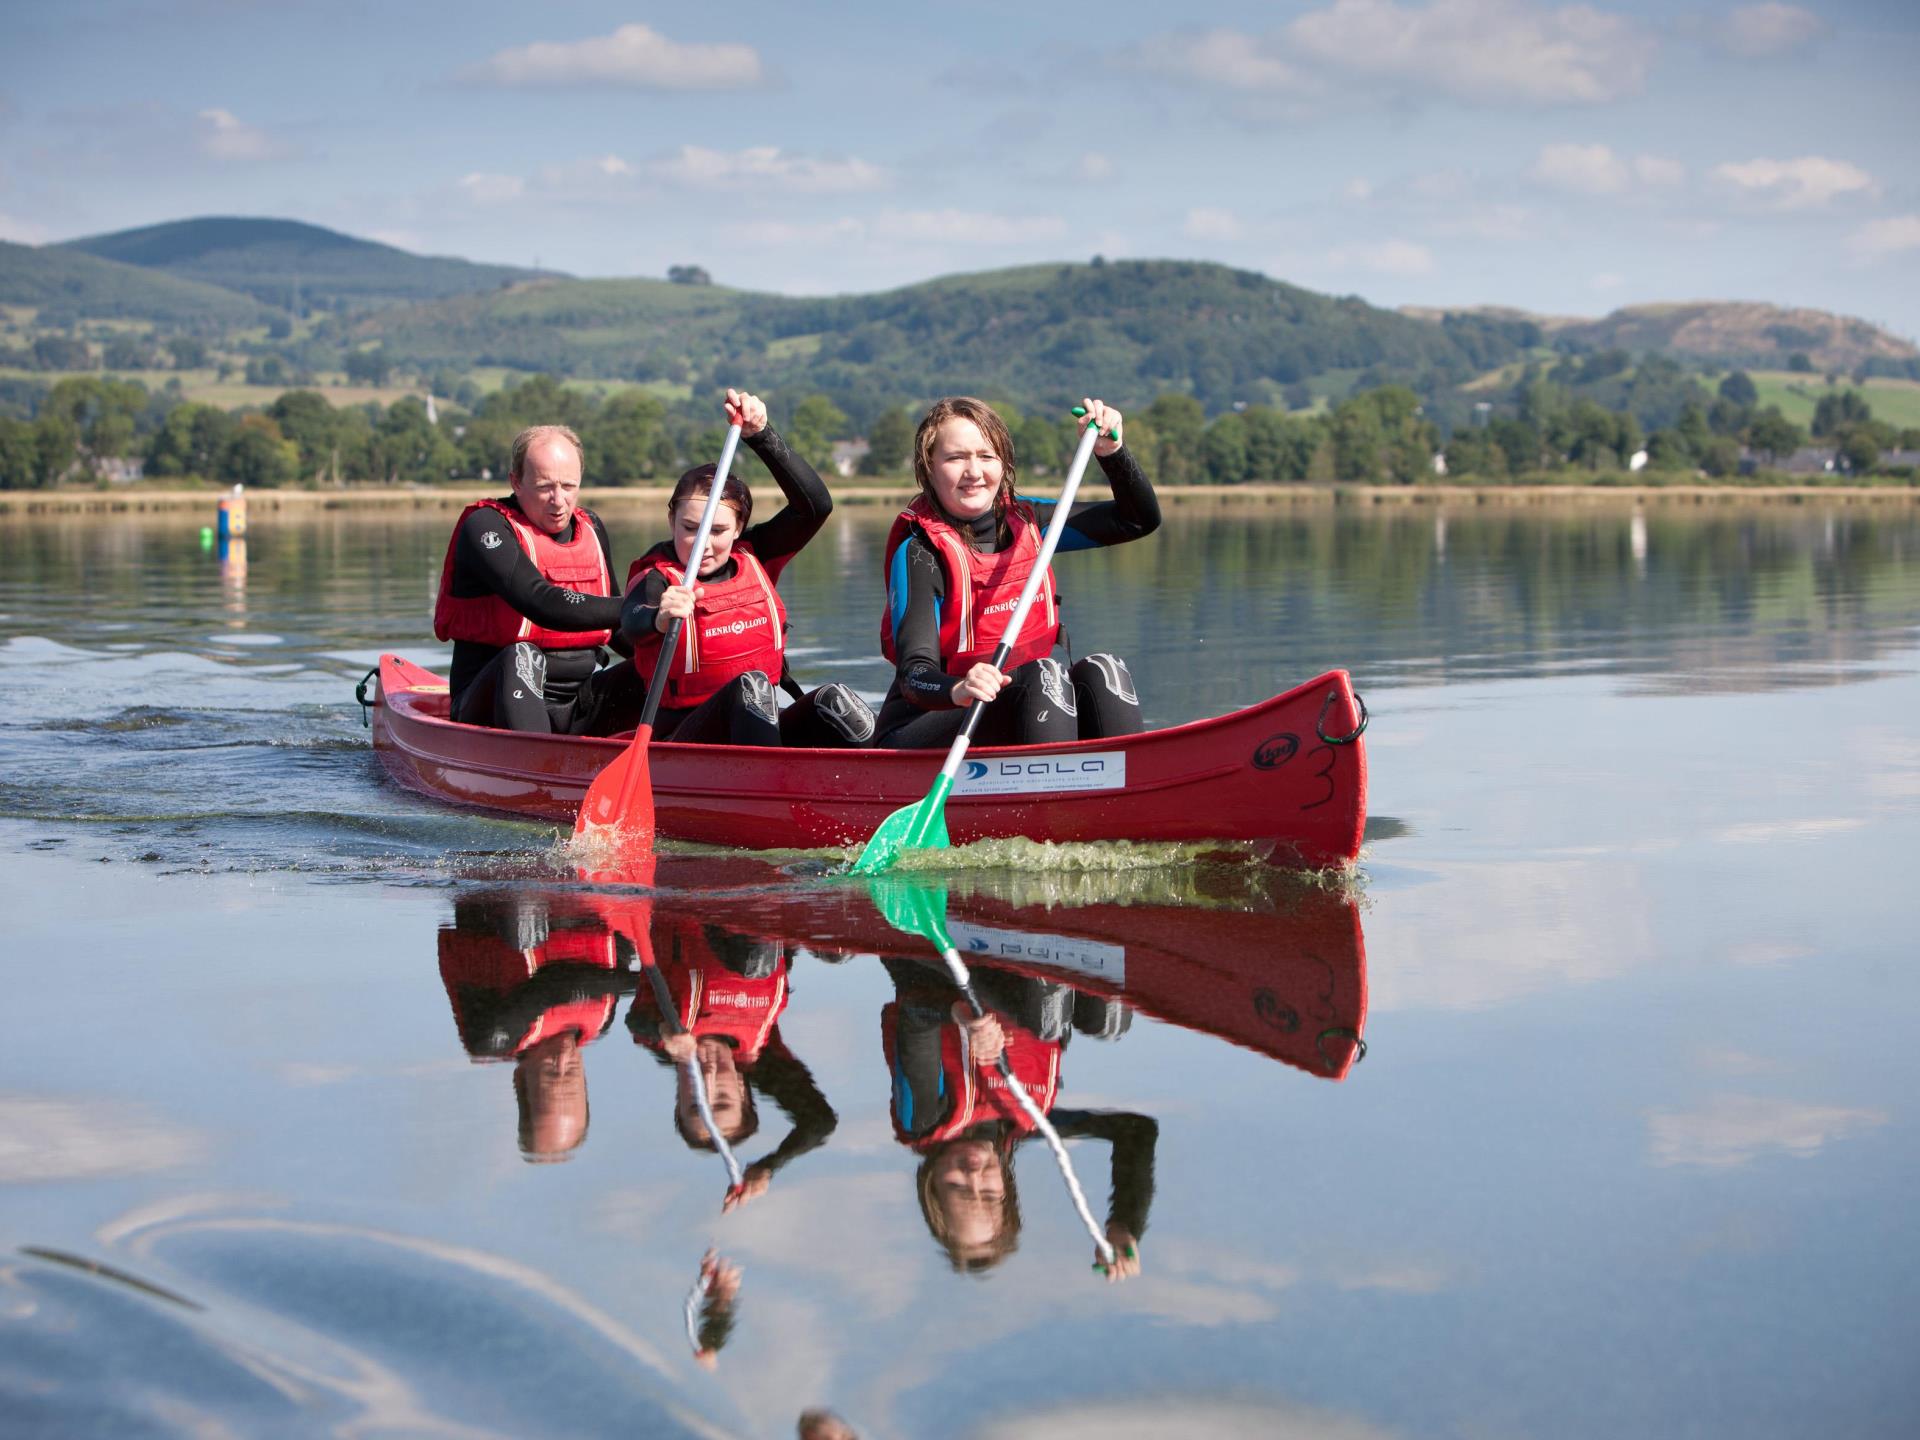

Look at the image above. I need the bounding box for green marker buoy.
[199,527,214,549]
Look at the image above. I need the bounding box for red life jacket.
[881,1002,1062,1148]
[880,496,1058,673]
[625,540,788,707]
[632,919,790,1064]
[438,921,622,1060]
[433,499,614,649]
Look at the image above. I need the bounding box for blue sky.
[7,1,1918,337]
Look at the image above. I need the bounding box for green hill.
[60,217,559,312]
[358,258,1533,419]
[0,240,265,328]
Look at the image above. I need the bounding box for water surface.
[2,497,1917,1438]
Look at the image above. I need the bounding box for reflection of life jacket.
[432,499,614,649]
[881,1002,1062,1148]
[631,920,790,1064]
[881,496,1057,672]
[625,541,788,707]
[438,918,623,1061]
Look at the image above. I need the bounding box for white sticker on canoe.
[953,751,1126,796]
[947,920,1126,985]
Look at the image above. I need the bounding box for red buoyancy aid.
[438,923,622,1060]
[625,540,788,707]
[880,496,1058,673]
[631,920,791,1064]
[433,499,614,649]
[881,1002,1062,1148]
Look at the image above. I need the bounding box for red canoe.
[366,654,1368,867]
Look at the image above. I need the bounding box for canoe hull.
[368,654,1367,866]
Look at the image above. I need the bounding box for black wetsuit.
[876,447,1160,748]
[444,503,642,736]
[619,426,871,748]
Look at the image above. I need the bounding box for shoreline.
[3,481,1918,516]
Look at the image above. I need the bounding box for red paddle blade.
[574,723,656,845]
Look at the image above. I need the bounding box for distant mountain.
[0,239,264,327]
[359,259,1531,419]
[1404,300,1917,372]
[59,217,561,312]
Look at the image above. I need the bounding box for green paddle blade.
[866,875,955,953]
[850,772,953,875]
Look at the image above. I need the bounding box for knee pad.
[1035,656,1077,716]
[1077,653,1137,705]
[739,670,778,724]
[511,642,547,696]
[815,683,876,743]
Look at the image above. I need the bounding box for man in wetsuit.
[433,424,641,734]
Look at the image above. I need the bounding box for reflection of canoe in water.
[367,654,1368,867]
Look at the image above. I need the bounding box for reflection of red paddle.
[574,423,743,850]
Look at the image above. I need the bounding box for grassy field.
[1748,372,1920,430]
[0,366,434,410]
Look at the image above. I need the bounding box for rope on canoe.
[354,667,378,727]
[1316,688,1369,745]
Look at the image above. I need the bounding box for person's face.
[931,1138,1006,1251]
[519,1032,587,1157]
[677,1036,746,1142]
[670,492,742,578]
[927,418,1003,522]
[511,439,584,536]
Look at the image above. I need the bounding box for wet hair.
[912,397,1017,515]
[668,463,753,532]
[509,424,585,481]
[915,1134,1022,1273]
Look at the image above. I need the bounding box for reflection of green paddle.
[868,875,1118,1270]
[850,414,1108,876]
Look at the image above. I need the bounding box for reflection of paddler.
[628,914,836,1209]
[881,959,1154,1274]
[438,890,637,1162]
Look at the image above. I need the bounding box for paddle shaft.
[934,419,1105,785]
[637,423,744,735]
[935,941,1117,1267]
[644,958,746,1190]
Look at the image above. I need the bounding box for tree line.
[2,368,1915,492]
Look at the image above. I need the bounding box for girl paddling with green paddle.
[874,396,1159,751]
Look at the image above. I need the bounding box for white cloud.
[0,1096,202,1182]
[1330,238,1435,275]
[457,171,525,205]
[1712,155,1876,210]
[871,209,1067,246]
[1712,4,1826,60]
[1080,151,1115,182]
[1847,214,1920,263]
[1647,1094,1887,1169]
[650,145,885,194]
[1591,271,1625,291]
[1149,1,1655,109]
[1343,177,1374,202]
[0,210,50,244]
[195,107,274,162]
[465,23,764,91]
[1184,207,1244,241]
[1530,143,1685,196]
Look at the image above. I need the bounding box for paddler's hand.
[1078,397,1123,458]
[955,1003,1006,1065]
[723,388,767,437]
[656,582,699,631]
[662,1031,696,1063]
[952,662,1008,708]
[1097,1226,1141,1283]
[721,1163,773,1213]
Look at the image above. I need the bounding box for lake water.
[2,495,1917,1439]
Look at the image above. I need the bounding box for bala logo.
[952,750,1126,797]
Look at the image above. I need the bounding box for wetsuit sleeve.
[1042,446,1162,554]
[1048,1110,1158,1239]
[452,507,627,631]
[618,570,671,647]
[742,1033,838,1180]
[893,536,966,711]
[741,424,832,575]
